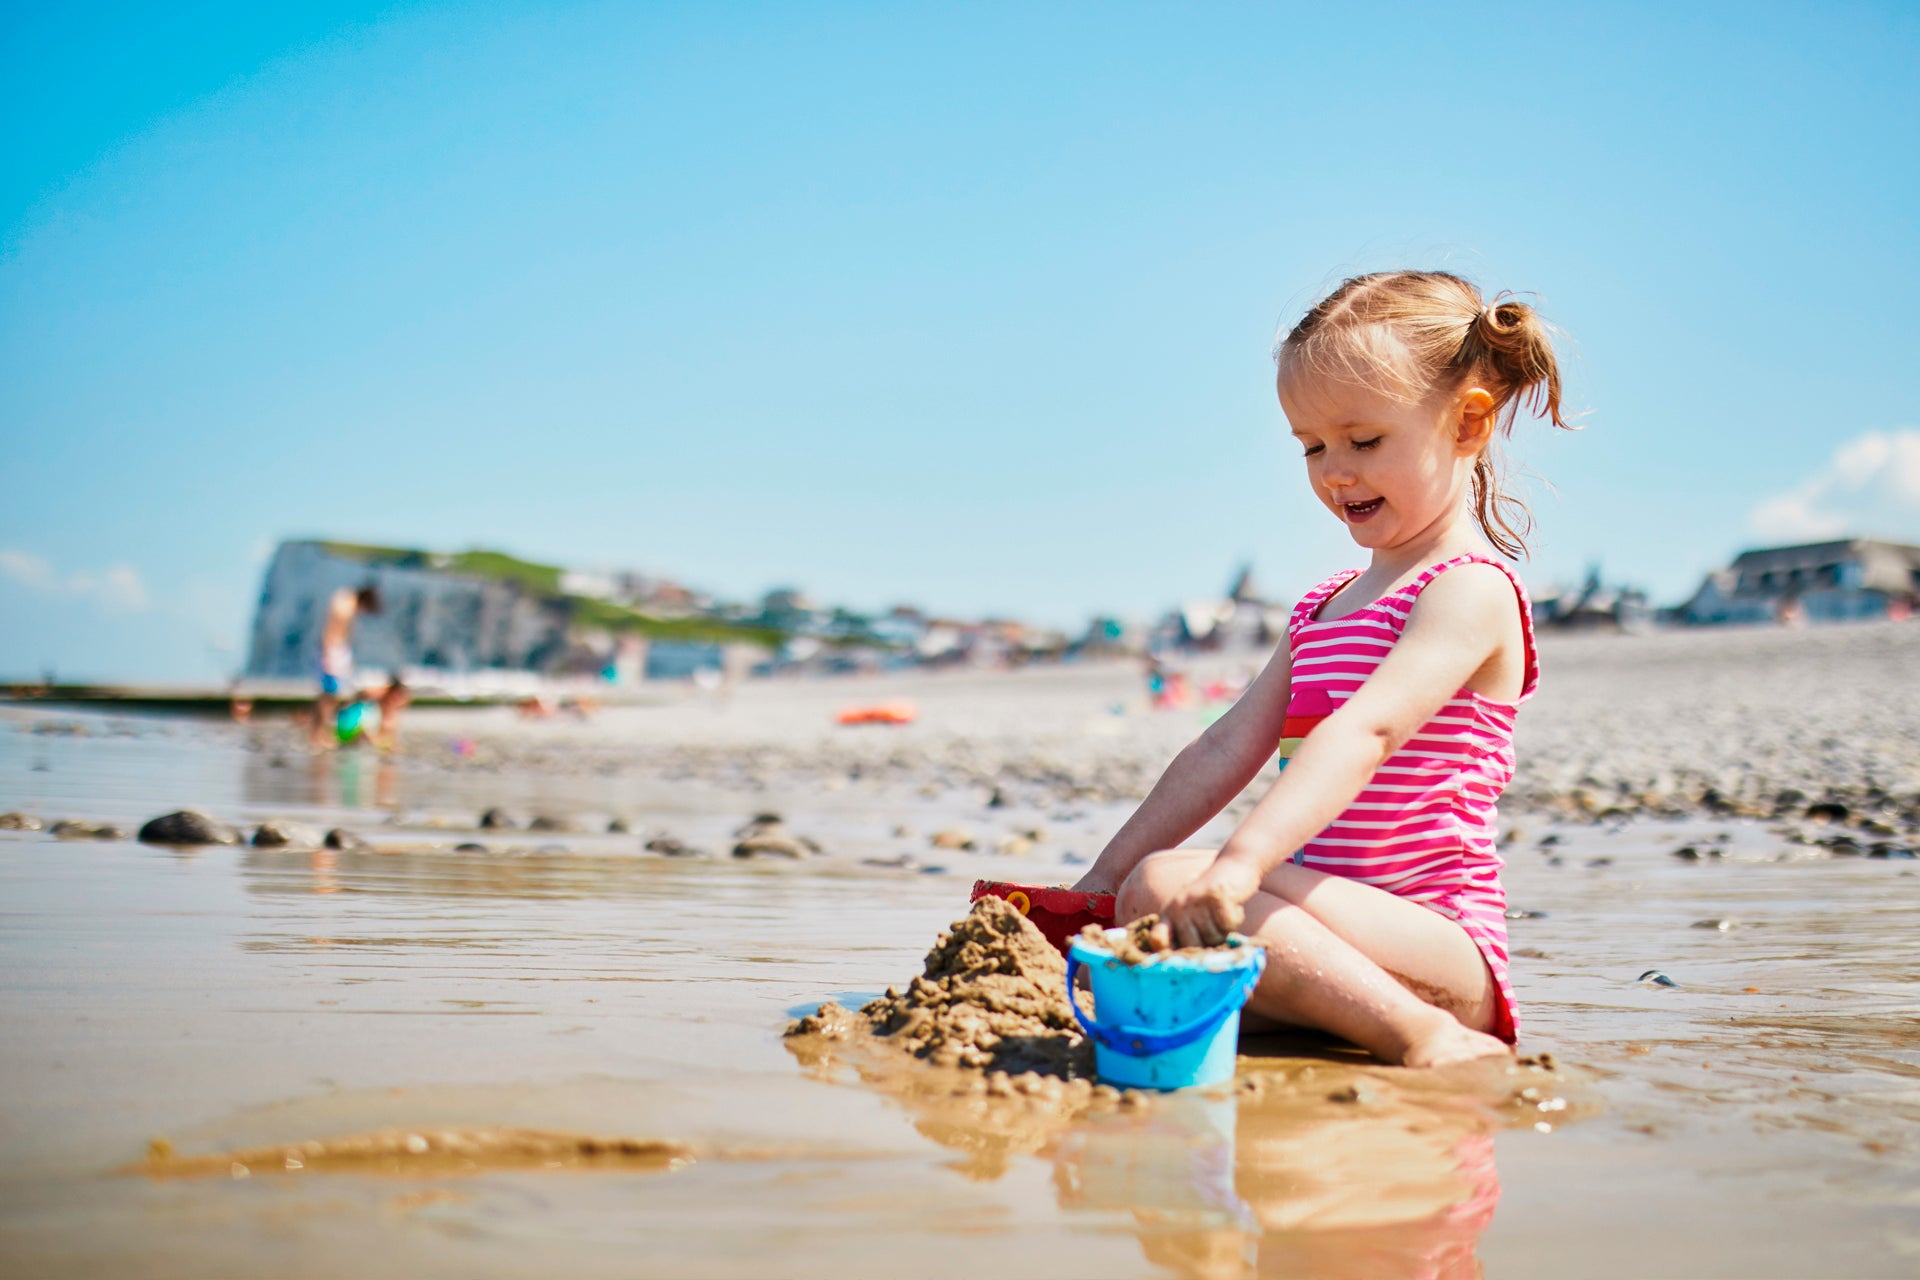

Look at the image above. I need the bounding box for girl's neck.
[1363,509,1483,585]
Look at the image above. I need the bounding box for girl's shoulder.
[1402,554,1541,702]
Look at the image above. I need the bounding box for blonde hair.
[1277,270,1571,558]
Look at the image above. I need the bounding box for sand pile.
[787,896,1093,1079]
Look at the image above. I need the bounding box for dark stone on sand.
[323,828,371,852]
[453,842,488,852]
[528,815,571,832]
[138,810,240,846]
[479,808,520,830]
[1586,857,1613,867]
[52,819,129,841]
[731,815,818,860]
[1505,908,1548,920]
[1868,844,1917,860]
[987,786,1008,809]
[606,817,631,834]
[1691,918,1736,931]
[1637,970,1678,987]
[861,853,920,870]
[1537,833,1563,847]
[1805,801,1849,823]
[252,819,324,849]
[0,812,44,831]
[643,834,703,857]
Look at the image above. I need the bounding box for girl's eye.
[1352,436,1382,451]
[1300,443,1324,458]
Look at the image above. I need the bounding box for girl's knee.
[1115,849,1211,922]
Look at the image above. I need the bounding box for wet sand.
[2,623,1917,1278]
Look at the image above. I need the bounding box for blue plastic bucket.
[1066,931,1266,1090]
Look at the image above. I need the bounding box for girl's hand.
[1155,856,1264,948]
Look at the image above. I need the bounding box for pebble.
[252,820,323,849]
[137,810,240,846]
[1637,970,1679,987]
[52,820,128,841]
[1691,918,1737,931]
[0,812,44,831]
[930,828,976,851]
[323,828,371,852]
[478,808,521,830]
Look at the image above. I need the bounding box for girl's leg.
[1116,849,1510,1068]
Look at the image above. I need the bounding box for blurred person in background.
[313,584,382,748]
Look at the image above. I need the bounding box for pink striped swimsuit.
[1279,553,1538,1043]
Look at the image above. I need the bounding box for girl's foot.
[1400,1018,1512,1068]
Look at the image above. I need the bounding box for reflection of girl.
[1074,272,1572,1067]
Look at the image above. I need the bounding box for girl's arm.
[1070,644,1293,895]
[1160,564,1521,946]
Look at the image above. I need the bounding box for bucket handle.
[1064,950,1266,1058]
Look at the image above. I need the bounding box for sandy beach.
[2,621,1917,1278]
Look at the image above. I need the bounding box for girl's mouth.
[1341,498,1384,523]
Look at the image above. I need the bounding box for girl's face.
[1277,361,1494,554]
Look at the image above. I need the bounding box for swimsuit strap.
[1287,569,1364,644]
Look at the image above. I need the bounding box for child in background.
[1072,271,1572,1068]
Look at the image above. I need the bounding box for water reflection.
[787,1030,1555,1280]
[1054,1086,1500,1279]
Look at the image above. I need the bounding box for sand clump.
[1076,913,1247,966]
[787,896,1093,1079]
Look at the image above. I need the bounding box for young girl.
[1071,270,1569,1068]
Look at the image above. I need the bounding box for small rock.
[138,810,240,846]
[1805,801,1849,823]
[323,828,371,852]
[52,820,128,841]
[1061,851,1088,865]
[1326,1084,1364,1104]
[0,812,45,831]
[606,817,631,835]
[453,842,488,853]
[1636,970,1678,987]
[1513,947,1551,959]
[1671,845,1700,861]
[1691,918,1736,931]
[860,854,920,870]
[644,834,704,857]
[1505,908,1548,920]
[1585,857,1613,868]
[1538,833,1564,847]
[731,814,816,859]
[478,808,520,830]
[930,828,976,851]
[734,812,784,837]
[987,786,1008,809]
[528,815,571,833]
[252,819,324,849]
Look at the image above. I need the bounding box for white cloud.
[1749,428,1920,543]
[0,550,150,613]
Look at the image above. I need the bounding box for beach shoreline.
[1,621,1916,1277]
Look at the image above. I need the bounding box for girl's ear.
[1455,387,1497,455]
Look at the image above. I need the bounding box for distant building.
[244,541,776,684]
[1680,538,1920,625]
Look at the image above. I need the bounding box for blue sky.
[3,1,1917,681]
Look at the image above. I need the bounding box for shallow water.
[1,705,1917,1278]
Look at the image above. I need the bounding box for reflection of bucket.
[1067,933,1265,1090]
[1053,1091,1254,1238]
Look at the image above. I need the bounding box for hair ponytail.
[1278,272,1575,558]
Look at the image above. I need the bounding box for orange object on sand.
[836,701,917,726]
[971,880,1116,956]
